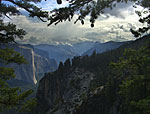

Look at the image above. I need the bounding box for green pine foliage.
[72,35,150,114]
[0,46,37,113]
[48,0,149,33]
[112,43,150,114]
[0,0,149,113]
[47,0,150,37]
[0,47,27,64]
[0,0,49,113]
[55,35,150,94]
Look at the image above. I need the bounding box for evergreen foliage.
[72,35,150,114]
[1,0,149,37]
[0,0,49,113]
[0,45,37,113]
[55,35,150,93]
[48,0,149,35]
[1,0,150,113]
[48,34,150,114]
[58,61,64,70]
[46,0,150,37]
[111,43,150,114]
[64,59,71,69]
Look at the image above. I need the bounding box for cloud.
[12,15,86,44]
[104,1,135,19]
[11,1,143,45]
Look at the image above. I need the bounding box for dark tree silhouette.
[47,1,149,25]
[0,0,49,113]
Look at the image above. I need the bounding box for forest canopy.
[0,0,149,113]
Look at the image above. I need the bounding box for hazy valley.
[1,0,150,114]
[2,35,150,114]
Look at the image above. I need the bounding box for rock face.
[34,53,57,81]
[73,86,121,114]
[22,44,57,73]
[35,35,150,114]
[1,44,57,84]
[36,68,94,114]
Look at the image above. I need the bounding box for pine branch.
[3,0,48,22]
[0,101,21,105]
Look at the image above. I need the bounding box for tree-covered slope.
[35,34,150,114]
[73,34,150,114]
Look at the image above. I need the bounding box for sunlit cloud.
[9,1,143,45]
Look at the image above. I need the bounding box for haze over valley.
[0,0,150,114]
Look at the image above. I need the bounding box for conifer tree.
[48,0,149,36]
[64,59,71,69]
[0,0,149,112]
[48,1,149,25]
[58,61,64,71]
[110,43,150,114]
[0,0,48,113]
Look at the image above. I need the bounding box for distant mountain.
[83,41,126,56]
[72,41,97,55]
[34,44,76,64]
[0,41,127,85]
[35,35,150,114]
[35,41,126,64]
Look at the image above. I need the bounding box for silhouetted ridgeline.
[35,34,150,114]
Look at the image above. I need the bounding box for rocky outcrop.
[35,35,150,114]
[36,68,94,114]
[73,87,121,114]
[36,68,120,114]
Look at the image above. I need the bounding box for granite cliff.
[36,68,94,114]
[0,44,57,84]
[35,35,150,114]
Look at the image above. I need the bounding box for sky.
[5,0,144,45]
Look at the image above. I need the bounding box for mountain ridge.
[34,40,126,63]
[35,35,150,114]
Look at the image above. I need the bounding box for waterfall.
[31,49,37,84]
